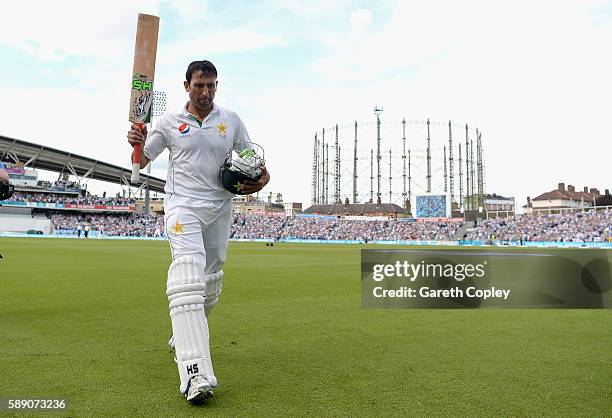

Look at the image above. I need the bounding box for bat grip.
[131,122,145,183]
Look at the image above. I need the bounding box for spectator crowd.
[9,192,135,207]
[465,210,611,243]
[46,209,612,243]
[51,213,163,237]
[275,217,461,241]
[36,179,81,192]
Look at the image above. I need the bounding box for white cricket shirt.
[144,102,252,201]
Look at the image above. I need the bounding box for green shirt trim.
[189,114,203,127]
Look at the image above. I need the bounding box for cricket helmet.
[221,143,265,195]
[0,181,13,201]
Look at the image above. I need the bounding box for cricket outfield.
[0,238,610,417]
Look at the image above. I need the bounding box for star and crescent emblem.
[171,220,184,235]
[217,122,228,136]
[233,181,244,192]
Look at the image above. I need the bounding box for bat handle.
[131,122,145,183]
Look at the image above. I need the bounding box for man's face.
[184,70,217,114]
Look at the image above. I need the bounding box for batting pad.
[204,271,224,317]
[166,256,217,393]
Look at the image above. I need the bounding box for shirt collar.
[182,101,220,119]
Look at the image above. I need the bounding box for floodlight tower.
[448,121,454,201]
[477,130,485,210]
[465,124,470,210]
[334,124,340,203]
[337,144,341,203]
[370,149,374,203]
[458,143,463,209]
[325,142,329,204]
[402,118,407,208]
[443,145,447,193]
[312,133,318,204]
[388,149,392,203]
[353,121,358,203]
[408,148,412,210]
[321,128,325,204]
[374,106,383,204]
[426,118,431,193]
[470,137,475,211]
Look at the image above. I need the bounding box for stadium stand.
[277,217,461,241]
[0,135,165,192]
[50,213,164,237]
[1,182,610,243]
[43,209,610,243]
[464,210,611,243]
[10,192,134,207]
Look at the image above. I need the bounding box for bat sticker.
[131,73,153,122]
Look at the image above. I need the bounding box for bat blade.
[129,13,159,183]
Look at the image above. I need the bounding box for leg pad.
[166,256,217,393]
[204,270,224,316]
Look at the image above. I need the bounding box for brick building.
[524,183,610,214]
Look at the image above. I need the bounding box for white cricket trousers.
[164,194,232,274]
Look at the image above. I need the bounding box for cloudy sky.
[0,0,610,210]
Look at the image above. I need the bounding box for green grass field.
[0,238,610,417]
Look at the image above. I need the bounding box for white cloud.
[157,29,281,67]
[0,84,132,166]
[0,0,160,61]
[300,0,612,208]
[350,8,372,39]
[1,0,610,209]
[272,0,351,19]
[163,0,208,23]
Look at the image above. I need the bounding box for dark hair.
[186,60,217,83]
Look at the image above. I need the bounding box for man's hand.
[242,166,270,195]
[127,123,148,147]
[127,124,150,169]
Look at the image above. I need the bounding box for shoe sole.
[187,388,214,403]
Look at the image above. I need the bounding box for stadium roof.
[0,134,165,193]
[304,202,409,215]
[485,193,514,201]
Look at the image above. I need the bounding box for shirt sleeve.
[143,117,168,161]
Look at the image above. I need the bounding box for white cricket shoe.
[185,375,214,403]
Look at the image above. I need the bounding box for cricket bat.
[128,13,159,183]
